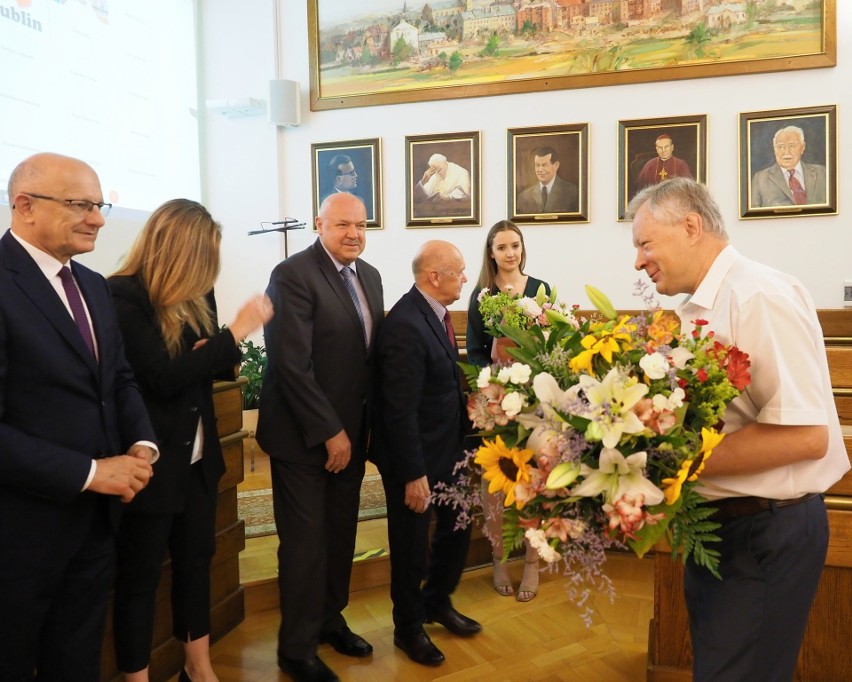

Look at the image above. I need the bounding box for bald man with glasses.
[0,152,156,681]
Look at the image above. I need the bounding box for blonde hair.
[114,199,221,357]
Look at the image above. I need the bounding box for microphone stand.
[249,218,306,258]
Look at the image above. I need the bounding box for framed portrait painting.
[310,138,382,228]
[508,124,588,224]
[617,115,707,220]
[405,131,480,228]
[739,105,837,218]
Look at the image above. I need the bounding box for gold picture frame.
[739,105,837,219]
[308,1,835,111]
[617,115,708,221]
[405,130,480,228]
[508,124,589,225]
[310,138,382,229]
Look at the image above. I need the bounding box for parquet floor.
[197,449,655,682]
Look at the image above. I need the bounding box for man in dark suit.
[257,192,384,682]
[751,125,827,208]
[516,146,579,214]
[372,240,480,667]
[0,152,156,681]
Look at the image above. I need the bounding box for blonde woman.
[466,220,549,602]
[108,199,272,682]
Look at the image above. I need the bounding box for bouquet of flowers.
[438,283,751,623]
[477,283,575,336]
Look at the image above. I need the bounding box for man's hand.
[420,166,437,185]
[404,476,431,514]
[128,443,157,464]
[88,455,153,503]
[324,429,352,473]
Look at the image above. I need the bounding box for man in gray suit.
[257,192,384,682]
[751,125,826,208]
[516,146,579,214]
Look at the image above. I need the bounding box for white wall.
[9,2,848,327]
[270,1,852,315]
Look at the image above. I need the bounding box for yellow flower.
[661,428,726,505]
[646,311,680,350]
[475,435,534,509]
[569,316,635,374]
[662,461,690,505]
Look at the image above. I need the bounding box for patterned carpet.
[237,473,387,538]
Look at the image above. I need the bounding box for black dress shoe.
[393,630,445,666]
[319,625,373,657]
[425,605,482,637]
[277,655,340,682]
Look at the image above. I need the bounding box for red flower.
[696,368,709,382]
[725,346,752,391]
[693,319,709,326]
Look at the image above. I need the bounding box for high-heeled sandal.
[516,559,540,602]
[492,555,514,597]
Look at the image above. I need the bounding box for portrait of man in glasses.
[318,152,374,221]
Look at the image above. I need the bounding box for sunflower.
[475,435,534,508]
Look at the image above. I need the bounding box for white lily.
[578,367,648,448]
[571,447,664,505]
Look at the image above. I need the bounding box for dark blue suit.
[371,286,471,636]
[0,229,155,681]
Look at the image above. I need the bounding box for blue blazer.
[371,286,468,485]
[0,229,155,527]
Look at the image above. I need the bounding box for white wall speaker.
[269,79,301,127]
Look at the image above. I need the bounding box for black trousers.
[113,463,218,673]
[270,455,365,660]
[685,494,828,682]
[382,473,472,638]
[0,495,114,682]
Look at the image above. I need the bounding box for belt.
[710,492,821,523]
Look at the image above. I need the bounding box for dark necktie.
[540,185,548,211]
[340,266,367,344]
[443,310,457,348]
[788,170,807,205]
[58,266,96,358]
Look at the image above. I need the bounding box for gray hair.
[625,177,728,240]
[773,125,805,146]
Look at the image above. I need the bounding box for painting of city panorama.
[308,0,834,110]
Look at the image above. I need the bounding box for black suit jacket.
[0,229,155,552]
[108,275,240,513]
[257,239,384,462]
[371,286,467,485]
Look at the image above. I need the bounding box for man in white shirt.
[627,177,849,682]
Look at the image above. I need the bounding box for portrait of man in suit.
[0,152,156,680]
[516,146,579,215]
[257,192,384,681]
[313,140,379,227]
[509,125,587,223]
[750,124,827,208]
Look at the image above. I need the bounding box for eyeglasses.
[22,192,112,217]
[773,142,802,152]
[337,170,357,177]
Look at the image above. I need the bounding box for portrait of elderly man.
[751,124,827,208]
[416,153,470,201]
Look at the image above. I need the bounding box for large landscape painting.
[308,0,834,110]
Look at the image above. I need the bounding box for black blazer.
[108,275,240,513]
[465,276,550,367]
[371,286,467,485]
[257,239,384,462]
[0,229,155,534]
